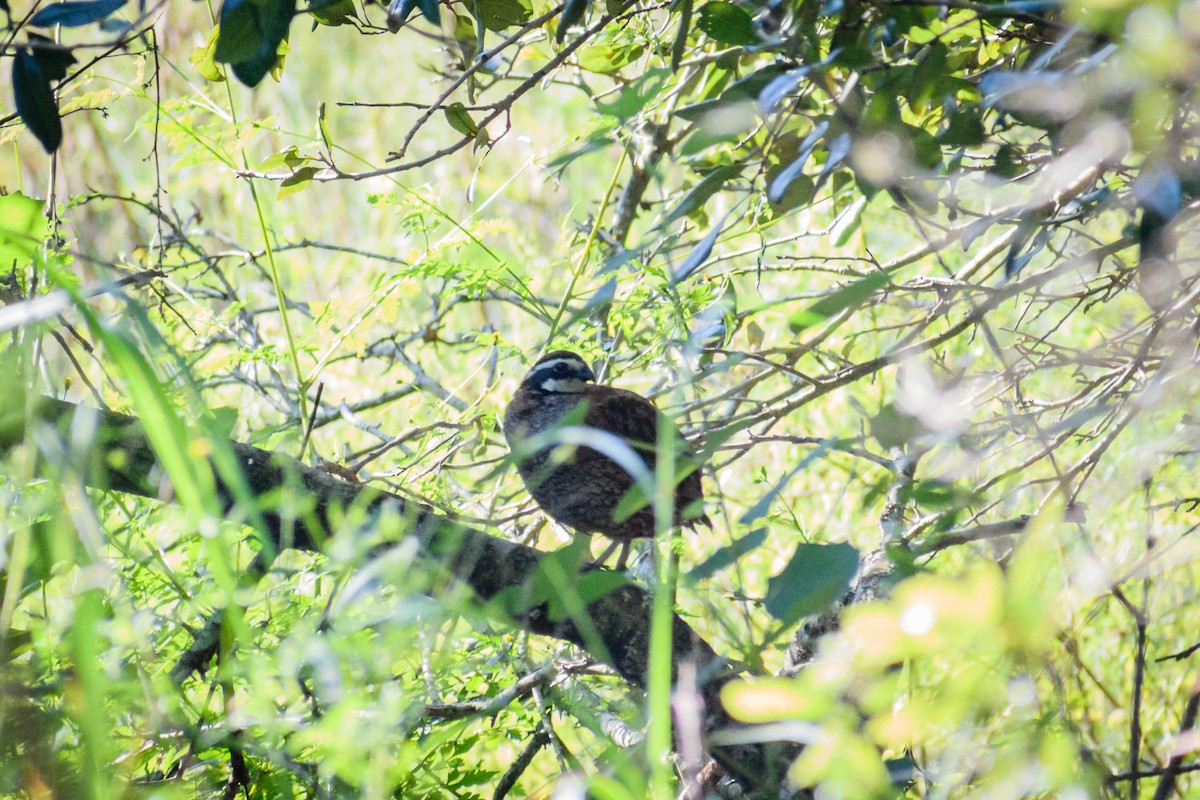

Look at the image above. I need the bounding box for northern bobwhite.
[504,350,710,565]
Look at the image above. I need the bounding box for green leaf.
[189,26,226,82]
[276,166,320,199]
[28,0,124,28]
[689,528,767,581]
[577,42,643,74]
[830,194,868,246]
[869,402,920,449]
[309,0,356,25]
[787,271,887,332]
[940,109,985,146]
[477,0,530,31]
[658,164,741,227]
[556,0,590,43]
[0,192,47,266]
[28,35,77,81]
[595,67,670,120]
[443,102,478,136]
[213,0,260,63]
[417,0,440,25]
[696,2,757,45]
[904,123,942,170]
[215,0,296,87]
[764,541,859,622]
[12,49,61,153]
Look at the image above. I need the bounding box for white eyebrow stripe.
[531,357,587,375]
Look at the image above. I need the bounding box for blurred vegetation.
[2,0,1200,795]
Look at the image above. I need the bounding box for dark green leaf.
[812,130,850,192]
[696,2,757,45]
[416,0,439,25]
[477,0,530,31]
[764,542,859,622]
[767,120,828,204]
[214,0,261,63]
[556,0,589,43]
[309,0,356,25]
[788,271,887,332]
[689,528,767,581]
[672,212,728,284]
[385,0,414,30]
[12,49,62,153]
[443,102,478,136]
[216,0,295,87]
[658,164,741,227]
[572,571,627,609]
[904,124,941,170]
[29,0,124,27]
[277,166,320,199]
[940,109,985,146]
[28,35,76,81]
[546,134,614,171]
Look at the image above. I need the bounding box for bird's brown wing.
[590,389,709,527]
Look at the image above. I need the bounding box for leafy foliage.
[3,0,1200,795]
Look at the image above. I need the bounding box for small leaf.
[477,0,530,30]
[812,130,851,192]
[29,0,124,27]
[189,27,226,82]
[763,542,859,622]
[443,102,478,136]
[788,271,887,332]
[546,134,613,171]
[1002,219,1051,280]
[595,67,670,120]
[0,192,47,266]
[672,212,728,284]
[12,49,62,153]
[830,194,867,247]
[385,0,414,30]
[756,67,809,115]
[276,166,320,199]
[658,164,742,227]
[696,2,757,46]
[309,0,357,25]
[959,216,993,250]
[689,528,767,581]
[556,0,590,43]
[577,42,643,73]
[767,120,828,204]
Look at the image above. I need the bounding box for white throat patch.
[539,377,587,393]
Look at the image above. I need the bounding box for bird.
[504,350,710,568]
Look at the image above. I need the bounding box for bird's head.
[522,350,596,393]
